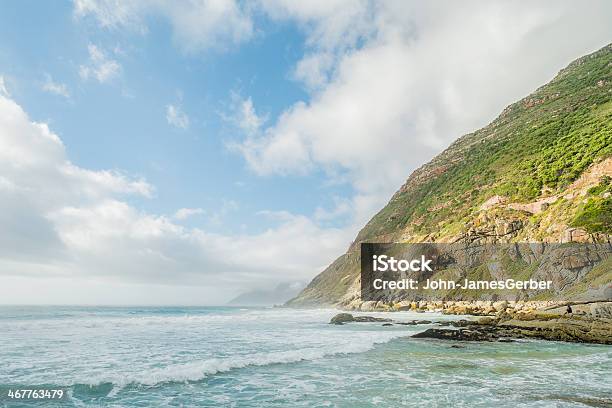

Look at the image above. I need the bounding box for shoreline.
[324,301,612,345]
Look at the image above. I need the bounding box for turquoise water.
[0,306,610,407]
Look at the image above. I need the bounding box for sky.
[0,0,611,305]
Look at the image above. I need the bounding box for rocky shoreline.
[329,301,612,345]
[337,299,612,317]
[413,314,612,344]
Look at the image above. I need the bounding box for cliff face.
[288,44,612,307]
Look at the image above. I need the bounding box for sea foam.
[85,332,404,388]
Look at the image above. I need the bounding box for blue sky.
[0,1,610,305]
[0,0,348,235]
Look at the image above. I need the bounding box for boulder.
[329,313,355,324]
[493,300,509,312]
[360,301,378,311]
[346,299,362,310]
[589,302,612,319]
[477,316,497,325]
[329,313,392,324]
[412,328,497,342]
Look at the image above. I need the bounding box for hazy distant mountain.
[228,282,306,306]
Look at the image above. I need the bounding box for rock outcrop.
[412,312,612,345]
[329,313,391,325]
[327,304,612,344]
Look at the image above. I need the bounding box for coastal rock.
[360,301,378,312]
[590,303,612,319]
[452,319,473,327]
[412,315,612,344]
[476,316,497,325]
[354,315,392,323]
[346,299,362,310]
[412,327,498,342]
[493,301,509,312]
[329,313,392,324]
[396,320,433,325]
[329,313,355,324]
[497,317,612,344]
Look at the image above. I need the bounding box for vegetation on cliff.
[359,44,611,243]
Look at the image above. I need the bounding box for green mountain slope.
[289,43,612,307]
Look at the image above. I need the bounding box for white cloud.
[74,0,254,52]
[223,92,267,137]
[42,74,70,98]
[0,94,152,265]
[236,97,265,136]
[166,104,190,129]
[73,0,144,31]
[292,52,335,90]
[208,199,238,226]
[174,207,204,220]
[0,94,352,304]
[0,75,9,96]
[259,0,375,52]
[234,0,612,224]
[79,44,122,83]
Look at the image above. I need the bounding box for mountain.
[288,43,612,308]
[228,281,306,306]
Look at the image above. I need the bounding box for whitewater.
[0,306,610,407]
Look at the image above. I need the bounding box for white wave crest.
[87,334,402,388]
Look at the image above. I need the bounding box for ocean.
[0,306,610,407]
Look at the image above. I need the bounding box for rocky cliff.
[288,44,612,308]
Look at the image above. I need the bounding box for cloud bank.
[0,94,351,304]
